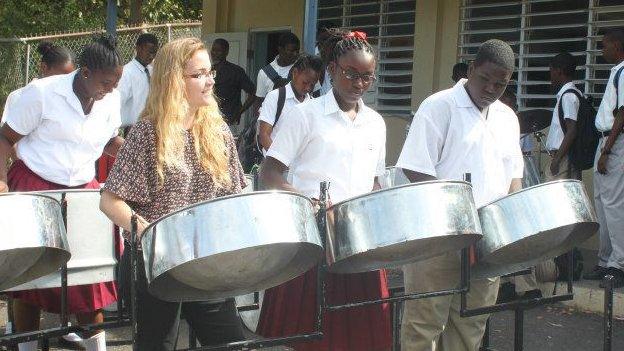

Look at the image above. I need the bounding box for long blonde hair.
[141,37,230,187]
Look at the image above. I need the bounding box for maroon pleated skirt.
[7,160,118,314]
[257,267,392,351]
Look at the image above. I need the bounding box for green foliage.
[0,0,105,37]
[0,0,203,38]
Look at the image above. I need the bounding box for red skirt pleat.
[7,160,118,314]
[257,267,392,351]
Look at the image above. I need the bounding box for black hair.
[136,33,158,47]
[550,52,576,77]
[327,29,375,63]
[37,41,73,68]
[292,53,324,74]
[278,32,300,49]
[452,62,468,81]
[604,28,624,51]
[213,38,229,51]
[78,34,122,71]
[474,39,515,72]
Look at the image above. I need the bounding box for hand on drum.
[597,153,609,175]
[134,215,150,242]
[549,158,561,176]
[311,198,333,214]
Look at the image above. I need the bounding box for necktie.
[144,67,150,82]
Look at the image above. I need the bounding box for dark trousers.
[120,246,246,350]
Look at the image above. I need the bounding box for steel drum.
[473,180,598,279]
[6,190,117,290]
[326,181,483,274]
[0,193,69,291]
[142,191,323,302]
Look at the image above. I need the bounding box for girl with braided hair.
[0,34,124,351]
[258,30,391,351]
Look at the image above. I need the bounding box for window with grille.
[459,0,624,111]
[317,0,416,117]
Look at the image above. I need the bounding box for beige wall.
[386,0,460,164]
[202,0,304,37]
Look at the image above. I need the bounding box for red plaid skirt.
[257,267,392,351]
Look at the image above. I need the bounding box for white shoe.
[83,331,107,351]
[18,340,38,351]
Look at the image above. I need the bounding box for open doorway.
[248,28,292,96]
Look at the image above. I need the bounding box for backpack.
[262,64,291,90]
[554,248,584,281]
[237,86,287,172]
[557,88,599,170]
[613,65,624,117]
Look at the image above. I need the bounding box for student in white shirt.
[0,35,124,351]
[397,39,523,351]
[253,32,300,114]
[257,53,323,152]
[117,33,158,128]
[2,41,74,123]
[257,31,391,351]
[546,52,582,180]
[586,29,624,287]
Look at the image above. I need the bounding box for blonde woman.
[99,37,247,350]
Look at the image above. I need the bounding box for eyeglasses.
[184,70,216,80]
[336,63,376,83]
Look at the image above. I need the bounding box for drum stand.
[459,248,576,351]
[0,193,133,350]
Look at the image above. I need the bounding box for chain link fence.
[0,22,201,112]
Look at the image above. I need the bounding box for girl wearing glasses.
[258,31,391,351]
[100,37,246,350]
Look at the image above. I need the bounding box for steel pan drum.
[473,180,598,279]
[142,191,323,302]
[326,181,483,274]
[0,193,69,291]
[7,190,117,290]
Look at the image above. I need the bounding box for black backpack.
[236,86,287,172]
[554,248,584,281]
[557,89,599,170]
[262,64,291,90]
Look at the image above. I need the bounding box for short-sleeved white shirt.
[1,87,25,124]
[266,89,386,202]
[255,57,293,98]
[5,71,121,186]
[546,82,580,151]
[396,79,524,208]
[596,60,624,132]
[118,58,152,127]
[258,82,310,142]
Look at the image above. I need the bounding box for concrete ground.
[1,300,623,351]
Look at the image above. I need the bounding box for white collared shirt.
[546,82,580,151]
[267,89,386,202]
[118,58,152,126]
[5,71,121,186]
[1,87,24,124]
[596,60,624,132]
[258,82,310,141]
[396,79,523,207]
[255,57,293,98]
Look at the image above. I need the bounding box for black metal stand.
[461,248,576,351]
[0,193,134,348]
[603,274,614,351]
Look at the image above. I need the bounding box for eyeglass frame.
[335,63,377,84]
[183,69,217,80]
